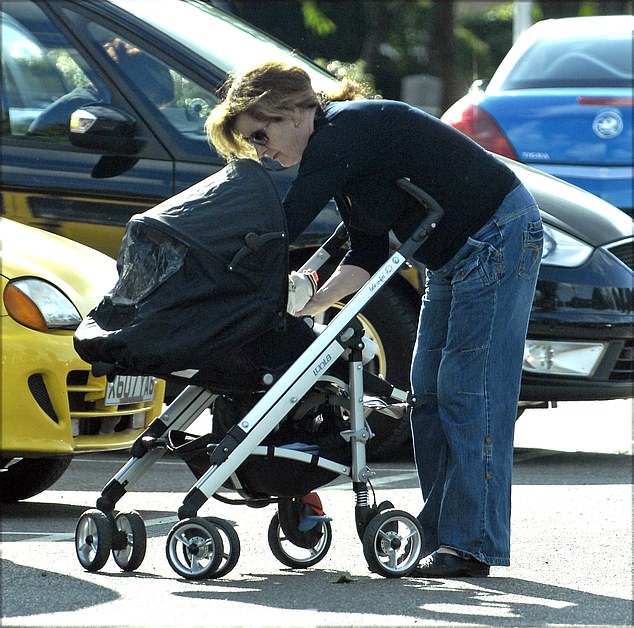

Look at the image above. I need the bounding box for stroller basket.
[168,429,340,498]
[167,383,352,498]
[74,160,444,580]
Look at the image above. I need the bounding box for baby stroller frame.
[75,178,443,580]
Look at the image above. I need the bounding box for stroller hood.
[141,158,285,255]
[74,159,290,382]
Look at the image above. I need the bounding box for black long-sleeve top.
[283,99,518,272]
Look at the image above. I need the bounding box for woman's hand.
[287,270,319,316]
[294,264,370,317]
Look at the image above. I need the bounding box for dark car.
[1,0,632,457]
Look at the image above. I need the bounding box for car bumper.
[520,250,633,402]
[1,317,165,456]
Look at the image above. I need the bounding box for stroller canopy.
[74,159,290,381]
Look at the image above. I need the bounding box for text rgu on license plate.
[105,375,155,406]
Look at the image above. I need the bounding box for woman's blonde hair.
[206,60,363,161]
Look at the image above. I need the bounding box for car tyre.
[0,456,73,503]
[317,281,419,460]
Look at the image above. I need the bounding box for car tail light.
[441,101,519,160]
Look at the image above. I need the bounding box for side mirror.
[69,105,141,154]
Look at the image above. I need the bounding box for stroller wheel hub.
[165,518,225,580]
[362,509,425,578]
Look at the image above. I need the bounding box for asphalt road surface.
[1,399,632,627]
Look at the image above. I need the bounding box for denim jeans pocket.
[453,236,504,289]
[518,220,543,279]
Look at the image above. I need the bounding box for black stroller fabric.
[169,389,350,498]
[74,160,290,384]
[74,159,351,499]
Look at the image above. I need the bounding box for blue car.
[442,15,633,216]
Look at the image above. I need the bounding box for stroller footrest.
[297,514,332,532]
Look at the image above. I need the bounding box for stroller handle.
[300,179,444,273]
[321,221,349,256]
[395,177,444,259]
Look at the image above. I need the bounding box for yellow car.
[0,218,165,502]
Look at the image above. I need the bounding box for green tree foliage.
[301,1,336,36]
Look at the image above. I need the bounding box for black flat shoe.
[411,551,490,578]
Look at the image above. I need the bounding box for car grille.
[66,370,151,435]
[609,340,634,381]
[606,239,634,271]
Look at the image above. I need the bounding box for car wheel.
[0,456,73,503]
[316,281,420,460]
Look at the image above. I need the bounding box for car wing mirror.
[69,105,142,154]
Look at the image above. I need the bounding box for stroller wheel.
[75,509,113,572]
[203,517,241,579]
[362,509,424,578]
[267,512,332,569]
[112,511,147,572]
[165,518,224,580]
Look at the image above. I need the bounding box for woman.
[207,61,543,577]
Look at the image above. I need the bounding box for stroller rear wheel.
[112,511,147,572]
[165,517,225,580]
[267,512,332,568]
[75,509,113,572]
[362,509,423,578]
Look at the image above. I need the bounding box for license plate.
[104,375,155,406]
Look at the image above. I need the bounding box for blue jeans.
[410,183,542,566]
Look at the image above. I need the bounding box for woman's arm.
[294,263,370,317]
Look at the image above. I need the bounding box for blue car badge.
[592,110,624,139]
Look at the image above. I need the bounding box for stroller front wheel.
[75,508,113,572]
[362,509,424,578]
[203,516,241,579]
[267,512,332,569]
[165,518,225,580]
[112,511,147,572]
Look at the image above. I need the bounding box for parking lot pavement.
[1,450,632,627]
[1,399,631,627]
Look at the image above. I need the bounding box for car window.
[500,32,633,90]
[109,0,337,92]
[0,1,111,140]
[80,22,217,142]
[1,0,217,147]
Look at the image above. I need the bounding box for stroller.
[73,159,443,580]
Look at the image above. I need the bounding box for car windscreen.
[109,0,336,90]
[499,32,633,90]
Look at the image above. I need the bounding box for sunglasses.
[244,121,271,147]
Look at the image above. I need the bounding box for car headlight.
[3,278,82,331]
[523,341,607,377]
[541,224,593,267]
